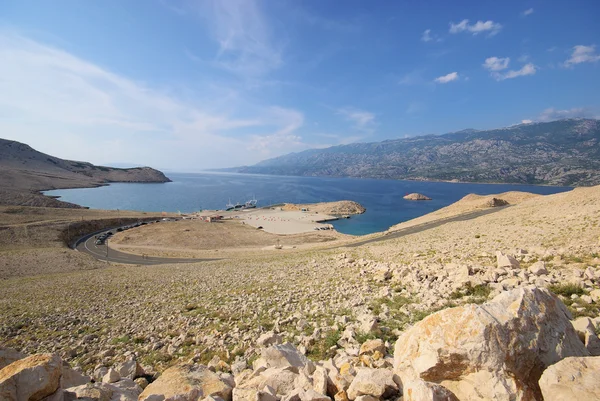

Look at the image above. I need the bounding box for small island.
[403,192,432,201]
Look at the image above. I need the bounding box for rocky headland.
[281,201,366,216]
[0,138,171,208]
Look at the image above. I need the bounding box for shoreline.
[203,170,576,188]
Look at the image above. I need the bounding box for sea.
[44,172,571,235]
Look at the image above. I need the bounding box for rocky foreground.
[1,187,600,400]
[1,287,599,401]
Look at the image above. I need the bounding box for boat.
[244,198,258,209]
[225,197,258,211]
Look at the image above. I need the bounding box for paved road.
[75,228,218,265]
[76,206,507,263]
[343,206,508,248]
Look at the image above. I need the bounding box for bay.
[44,172,571,235]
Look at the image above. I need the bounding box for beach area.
[107,201,365,258]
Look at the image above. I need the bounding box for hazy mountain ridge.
[0,138,171,207]
[234,119,600,186]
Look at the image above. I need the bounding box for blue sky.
[1,0,599,171]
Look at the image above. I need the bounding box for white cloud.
[421,29,433,42]
[434,72,459,83]
[483,56,536,80]
[502,63,537,79]
[0,32,315,170]
[564,45,600,67]
[522,8,534,16]
[194,0,283,78]
[421,29,442,43]
[521,119,533,124]
[337,107,376,131]
[449,19,502,36]
[537,107,599,121]
[483,56,510,71]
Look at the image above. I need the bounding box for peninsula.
[0,138,171,208]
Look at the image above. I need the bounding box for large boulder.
[257,332,283,347]
[261,344,314,373]
[538,356,600,401]
[233,386,278,401]
[237,367,299,397]
[116,356,145,380]
[346,368,400,400]
[139,364,233,401]
[358,340,386,357]
[0,353,62,401]
[394,287,589,401]
[67,380,142,401]
[402,379,459,401]
[61,363,90,388]
[571,317,600,356]
[496,252,520,269]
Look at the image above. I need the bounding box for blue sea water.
[44,172,571,235]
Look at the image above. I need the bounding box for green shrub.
[548,283,585,297]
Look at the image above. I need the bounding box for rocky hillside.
[233,119,600,186]
[2,186,600,399]
[1,288,598,400]
[0,138,171,207]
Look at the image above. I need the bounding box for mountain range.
[0,138,170,208]
[228,119,600,186]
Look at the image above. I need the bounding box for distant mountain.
[0,138,171,208]
[230,119,600,186]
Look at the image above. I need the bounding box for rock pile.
[1,287,599,401]
[350,250,600,313]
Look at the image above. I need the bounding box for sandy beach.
[240,209,337,234]
[192,200,365,235]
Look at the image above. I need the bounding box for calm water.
[45,172,571,235]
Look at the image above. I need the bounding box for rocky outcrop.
[282,201,366,216]
[538,356,600,401]
[0,353,63,401]
[403,193,431,201]
[393,287,589,401]
[0,138,171,207]
[139,364,233,401]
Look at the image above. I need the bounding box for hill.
[0,138,171,208]
[231,119,600,186]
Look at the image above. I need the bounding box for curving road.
[75,206,508,263]
[343,206,509,248]
[75,228,218,265]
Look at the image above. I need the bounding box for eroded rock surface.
[393,287,589,401]
[538,356,600,401]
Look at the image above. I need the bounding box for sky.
[1,0,599,171]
